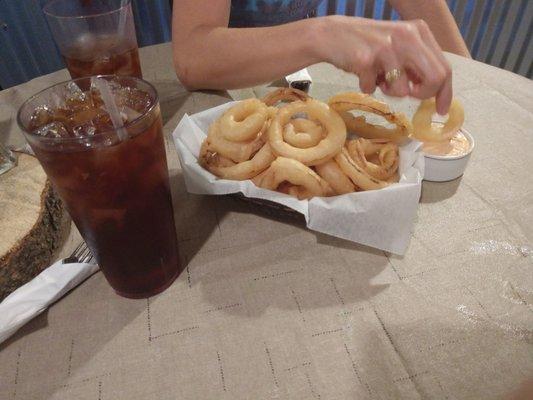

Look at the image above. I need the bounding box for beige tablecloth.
[0,43,532,400]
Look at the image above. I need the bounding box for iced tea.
[63,34,142,79]
[18,76,180,298]
[44,0,142,79]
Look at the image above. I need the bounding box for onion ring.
[412,98,465,142]
[346,139,399,181]
[283,118,324,149]
[328,92,412,142]
[268,99,347,166]
[314,159,356,195]
[355,138,392,156]
[200,141,275,180]
[199,140,235,167]
[252,157,334,199]
[218,99,268,142]
[273,182,314,199]
[335,148,390,191]
[205,121,265,163]
[261,87,310,107]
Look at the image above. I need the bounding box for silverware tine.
[80,247,93,264]
[62,242,93,264]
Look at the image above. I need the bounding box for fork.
[62,242,94,264]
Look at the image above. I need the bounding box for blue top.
[229,0,323,27]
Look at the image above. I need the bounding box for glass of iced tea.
[17,76,181,298]
[43,0,142,79]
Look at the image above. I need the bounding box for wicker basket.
[228,193,304,221]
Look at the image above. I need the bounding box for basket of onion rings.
[173,88,431,255]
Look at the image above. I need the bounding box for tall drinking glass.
[18,76,180,298]
[44,0,142,79]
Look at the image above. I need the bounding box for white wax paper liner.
[0,261,99,344]
[172,101,424,255]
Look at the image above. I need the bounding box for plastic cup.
[44,0,142,79]
[17,76,181,298]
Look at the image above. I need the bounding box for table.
[1,43,532,400]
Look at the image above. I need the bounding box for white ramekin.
[423,129,474,182]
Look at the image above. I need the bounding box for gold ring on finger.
[385,68,402,85]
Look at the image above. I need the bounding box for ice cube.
[65,81,91,111]
[89,80,104,108]
[30,105,54,128]
[107,79,151,113]
[34,122,70,138]
[120,105,142,123]
[92,55,112,69]
[69,106,103,127]
[70,106,114,136]
[73,124,96,137]
[123,88,152,113]
[89,77,122,108]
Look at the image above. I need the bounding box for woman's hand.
[172,1,456,114]
[318,16,452,114]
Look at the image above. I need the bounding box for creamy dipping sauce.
[423,131,470,157]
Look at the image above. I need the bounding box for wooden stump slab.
[0,153,69,301]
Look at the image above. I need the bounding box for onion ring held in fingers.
[412,98,465,142]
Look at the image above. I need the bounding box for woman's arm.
[388,0,471,57]
[173,0,454,113]
[172,0,322,91]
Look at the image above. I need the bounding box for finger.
[406,67,422,85]
[404,47,446,100]
[435,73,452,115]
[413,21,453,115]
[392,23,447,101]
[378,54,410,98]
[381,68,410,98]
[358,69,378,94]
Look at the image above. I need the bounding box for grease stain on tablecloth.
[456,304,533,343]
[470,240,533,257]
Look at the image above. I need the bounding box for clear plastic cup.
[17,76,181,298]
[44,0,142,79]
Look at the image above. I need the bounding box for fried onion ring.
[261,87,310,107]
[315,159,356,195]
[268,99,346,166]
[218,98,268,142]
[200,141,275,180]
[412,98,465,142]
[274,181,315,199]
[328,92,412,142]
[335,148,390,191]
[346,138,399,181]
[252,157,334,199]
[283,118,324,149]
[205,121,265,163]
